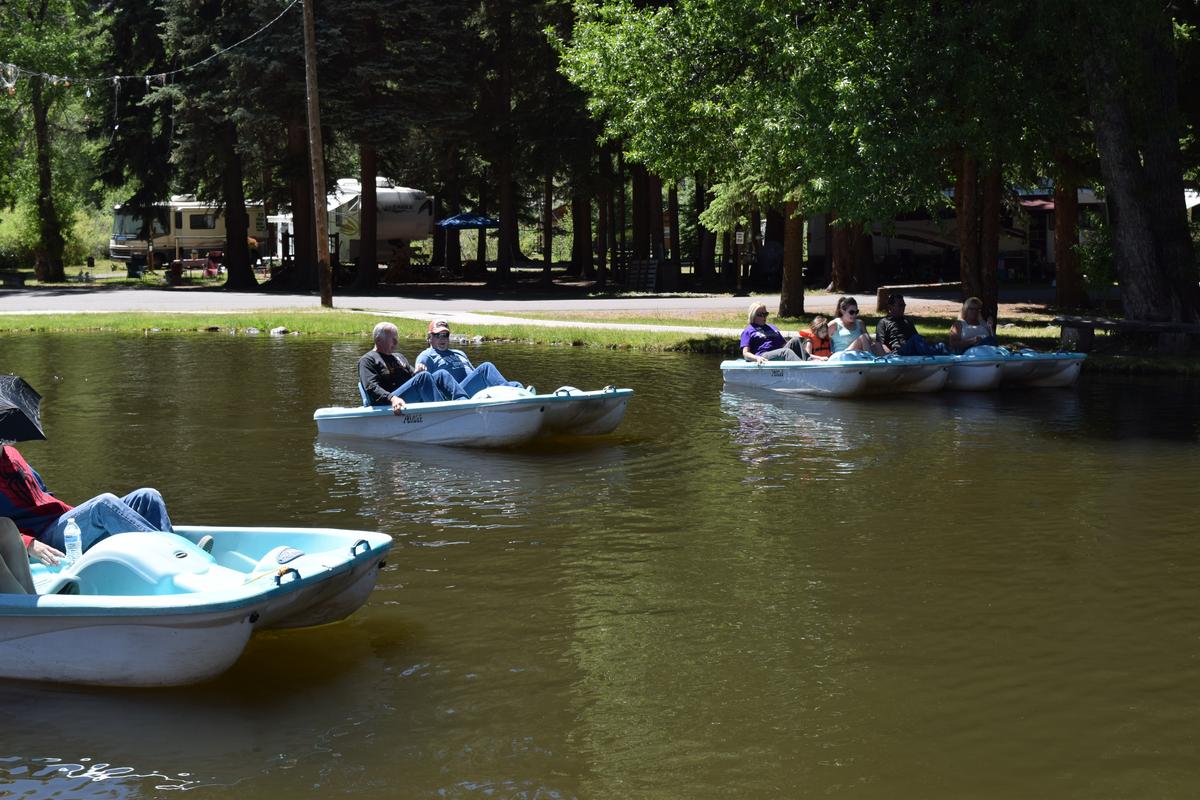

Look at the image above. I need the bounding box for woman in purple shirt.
[739,302,808,364]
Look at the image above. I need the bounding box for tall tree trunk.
[542,171,554,283]
[829,217,854,293]
[1054,173,1085,309]
[476,187,488,275]
[353,144,378,291]
[287,120,316,285]
[980,166,1002,321]
[648,173,664,260]
[955,152,983,299]
[617,150,628,273]
[30,76,65,283]
[597,146,611,288]
[691,176,705,287]
[630,162,649,259]
[1082,4,1200,324]
[442,149,462,271]
[492,1,513,283]
[219,122,254,290]
[666,182,680,290]
[721,230,734,288]
[780,201,805,316]
[573,188,593,279]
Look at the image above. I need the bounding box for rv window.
[189,214,218,230]
[175,211,183,229]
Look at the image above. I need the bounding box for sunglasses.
[431,332,450,337]
[755,311,768,317]
[844,308,859,315]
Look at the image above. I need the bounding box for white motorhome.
[109,197,266,264]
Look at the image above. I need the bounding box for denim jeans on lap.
[391,370,469,403]
[45,488,173,552]
[459,362,524,396]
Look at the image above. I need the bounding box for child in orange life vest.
[798,316,833,360]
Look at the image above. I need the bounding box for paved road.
[0,285,1050,335]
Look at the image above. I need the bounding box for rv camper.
[328,178,435,263]
[109,197,266,264]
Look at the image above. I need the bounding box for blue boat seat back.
[68,531,242,596]
[358,382,370,406]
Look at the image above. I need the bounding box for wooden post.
[302,0,332,307]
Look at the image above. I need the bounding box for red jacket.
[0,445,74,548]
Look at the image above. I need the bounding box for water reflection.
[313,436,632,536]
[4,335,1200,798]
[2,619,411,796]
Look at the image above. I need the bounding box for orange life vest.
[798,329,832,357]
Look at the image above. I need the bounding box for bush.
[1075,210,1114,292]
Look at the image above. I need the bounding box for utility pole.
[302,0,332,306]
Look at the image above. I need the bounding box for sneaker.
[197,534,214,553]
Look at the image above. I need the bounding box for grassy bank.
[0,310,731,352]
[0,309,1195,374]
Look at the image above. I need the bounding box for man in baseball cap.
[417,319,531,396]
[358,321,469,414]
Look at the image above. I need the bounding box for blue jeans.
[45,489,173,552]
[391,370,469,403]
[459,362,524,396]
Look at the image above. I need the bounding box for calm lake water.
[3,333,1200,799]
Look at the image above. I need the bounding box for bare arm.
[742,346,766,364]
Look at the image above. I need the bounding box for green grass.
[0,311,732,352]
[0,308,1197,372]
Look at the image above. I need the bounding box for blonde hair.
[747,302,769,326]
[809,315,828,334]
[961,296,983,316]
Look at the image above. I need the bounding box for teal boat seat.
[358,382,370,406]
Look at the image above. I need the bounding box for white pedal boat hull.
[949,346,1086,390]
[315,396,546,447]
[721,359,871,397]
[539,387,633,435]
[316,387,634,446]
[0,526,392,687]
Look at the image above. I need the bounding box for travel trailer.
[328,178,435,263]
[109,197,266,264]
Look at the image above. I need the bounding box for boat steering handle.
[275,567,301,586]
[351,539,370,556]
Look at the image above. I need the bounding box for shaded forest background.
[2,0,1200,325]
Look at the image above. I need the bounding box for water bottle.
[62,519,83,566]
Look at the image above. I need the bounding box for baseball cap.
[428,320,450,334]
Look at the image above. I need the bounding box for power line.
[0,0,300,90]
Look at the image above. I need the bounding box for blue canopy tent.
[436,214,500,277]
[436,213,499,230]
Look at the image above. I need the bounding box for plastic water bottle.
[62,519,83,566]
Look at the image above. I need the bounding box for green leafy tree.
[0,0,94,281]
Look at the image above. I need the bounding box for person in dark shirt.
[875,293,946,356]
[358,321,468,414]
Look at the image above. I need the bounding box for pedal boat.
[721,358,872,397]
[538,385,633,435]
[0,525,392,687]
[721,353,952,397]
[947,345,1086,390]
[315,385,633,446]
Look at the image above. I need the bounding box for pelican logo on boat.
[770,369,784,377]
[403,414,423,423]
[276,547,304,565]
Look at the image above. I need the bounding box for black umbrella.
[0,375,46,442]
